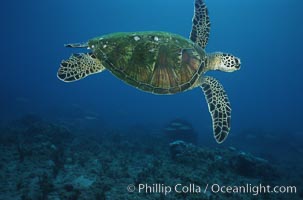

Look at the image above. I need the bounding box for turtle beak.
[235,58,241,70]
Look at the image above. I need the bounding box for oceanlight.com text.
[127,183,297,196]
[210,183,297,196]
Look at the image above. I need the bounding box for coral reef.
[0,115,301,199]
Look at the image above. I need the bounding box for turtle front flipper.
[200,76,231,143]
[190,0,210,49]
[57,53,105,82]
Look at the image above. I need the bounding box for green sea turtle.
[57,0,241,143]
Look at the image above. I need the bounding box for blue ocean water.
[1,0,303,199]
[2,0,303,138]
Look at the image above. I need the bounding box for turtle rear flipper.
[200,76,231,143]
[65,42,88,48]
[57,53,105,82]
[190,0,210,49]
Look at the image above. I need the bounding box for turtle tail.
[57,53,105,82]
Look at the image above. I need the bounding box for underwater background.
[1,0,303,199]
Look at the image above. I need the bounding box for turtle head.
[207,52,241,72]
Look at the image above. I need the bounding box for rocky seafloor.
[0,115,301,200]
